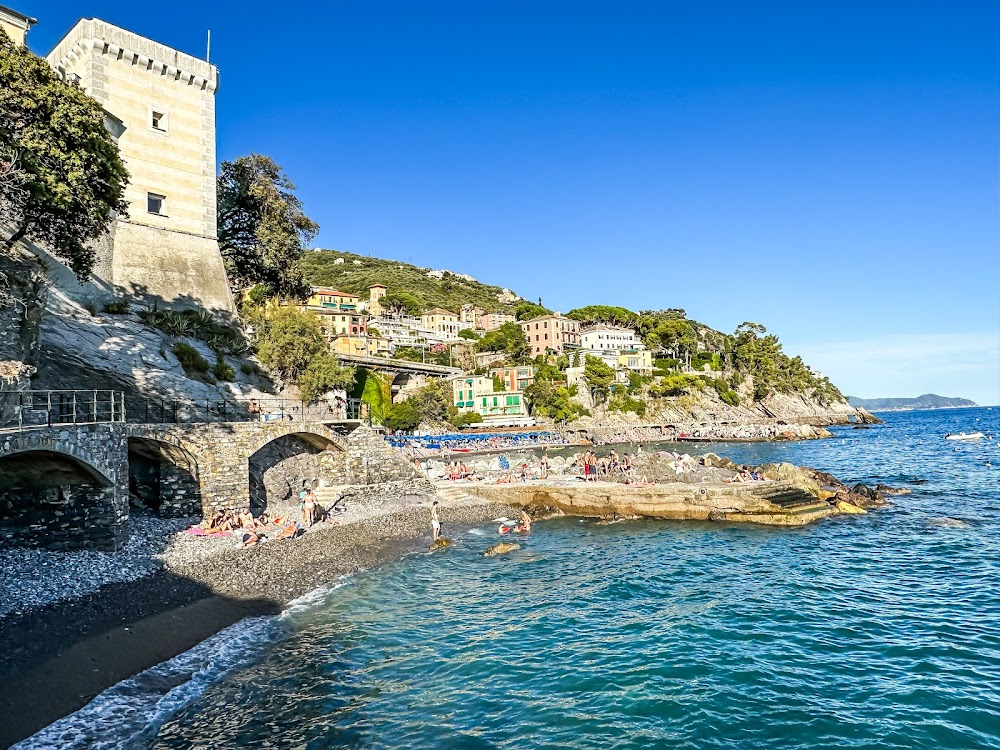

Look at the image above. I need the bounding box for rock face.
[484,541,520,556]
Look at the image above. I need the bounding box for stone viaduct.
[0,418,417,551]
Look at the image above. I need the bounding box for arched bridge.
[0,391,416,551]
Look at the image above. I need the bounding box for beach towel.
[499,455,510,470]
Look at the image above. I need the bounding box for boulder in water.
[484,542,520,557]
[875,484,912,495]
[429,538,452,551]
[835,500,867,514]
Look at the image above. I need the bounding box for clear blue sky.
[26,1,1000,404]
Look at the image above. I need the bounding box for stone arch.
[0,449,119,550]
[247,430,345,516]
[0,438,113,485]
[127,436,201,516]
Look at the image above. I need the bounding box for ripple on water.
[18,409,1000,750]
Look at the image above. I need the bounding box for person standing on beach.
[431,500,442,540]
[302,488,317,526]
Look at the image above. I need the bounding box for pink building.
[520,313,581,357]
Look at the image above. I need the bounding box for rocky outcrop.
[458,479,839,526]
[484,541,520,556]
[853,408,884,425]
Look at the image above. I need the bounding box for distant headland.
[847,394,978,412]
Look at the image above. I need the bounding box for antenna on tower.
[206,29,211,62]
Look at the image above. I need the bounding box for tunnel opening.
[127,438,200,517]
[0,450,121,550]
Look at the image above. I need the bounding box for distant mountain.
[847,394,978,411]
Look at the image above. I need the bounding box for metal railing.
[0,391,364,429]
[0,390,125,431]
[124,396,364,425]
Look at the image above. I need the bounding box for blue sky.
[25,1,1000,404]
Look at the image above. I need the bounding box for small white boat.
[945,432,984,441]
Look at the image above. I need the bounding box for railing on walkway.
[0,390,125,430]
[0,391,365,429]
[124,396,364,425]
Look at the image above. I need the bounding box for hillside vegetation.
[301,249,519,314]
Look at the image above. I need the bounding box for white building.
[579,324,642,352]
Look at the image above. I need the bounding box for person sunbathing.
[237,509,255,529]
[276,522,301,540]
[237,529,260,548]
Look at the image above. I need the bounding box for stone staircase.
[739,481,833,520]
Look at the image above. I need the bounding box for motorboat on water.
[945,432,985,441]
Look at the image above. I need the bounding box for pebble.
[0,513,193,620]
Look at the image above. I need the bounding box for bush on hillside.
[172,342,210,374]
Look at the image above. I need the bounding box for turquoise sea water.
[24,408,1000,749]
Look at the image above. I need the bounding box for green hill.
[301,249,520,314]
[848,394,977,411]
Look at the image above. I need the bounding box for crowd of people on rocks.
[571,449,647,483]
[183,486,342,549]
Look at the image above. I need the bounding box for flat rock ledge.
[450,479,842,526]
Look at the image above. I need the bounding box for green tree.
[0,32,129,278]
[297,354,355,402]
[492,374,506,391]
[253,305,326,383]
[458,328,479,340]
[217,154,318,298]
[567,305,638,327]
[583,355,615,404]
[523,381,589,423]
[383,399,422,432]
[412,379,450,423]
[475,321,529,361]
[514,300,550,321]
[381,290,422,316]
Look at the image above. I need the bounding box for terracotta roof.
[423,307,457,316]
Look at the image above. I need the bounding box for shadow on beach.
[0,570,279,749]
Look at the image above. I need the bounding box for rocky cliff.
[0,250,273,408]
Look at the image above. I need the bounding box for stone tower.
[45,18,234,313]
[368,284,387,317]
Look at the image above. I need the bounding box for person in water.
[499,510,533,534]
[431,500,441,540]
[519,509,532,532]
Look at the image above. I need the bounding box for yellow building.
[0,4,34,46]
[618,349,653,375]
[421,308,460,338]
[331,334,391,358]
[44,17,233,313]
[307,288,360,311]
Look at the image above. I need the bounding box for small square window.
[151,110,167,131]
[147,193,166,215]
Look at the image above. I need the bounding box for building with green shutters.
[451,375,532,426]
